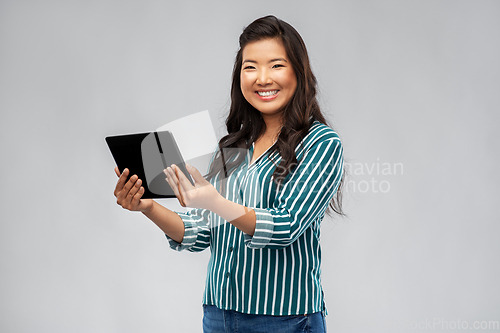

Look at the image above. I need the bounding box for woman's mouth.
[255,90,279,100]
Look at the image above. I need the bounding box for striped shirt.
[167,120,344,316]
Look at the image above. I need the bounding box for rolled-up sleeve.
[166,208,211,252]
[244,137,344,249]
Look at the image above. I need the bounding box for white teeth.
[257,90,278,97]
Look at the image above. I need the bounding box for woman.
[114,15,345,333]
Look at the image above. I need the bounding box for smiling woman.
[113,15,345,333]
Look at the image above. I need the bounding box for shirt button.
[226,272,230,278]
[229,246,233,252]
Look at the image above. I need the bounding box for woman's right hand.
[114,167,153,213]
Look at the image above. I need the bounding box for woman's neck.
[260,112,283,141]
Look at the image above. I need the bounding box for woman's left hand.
[164,164,222,211]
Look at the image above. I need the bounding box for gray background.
[1,0,499,332]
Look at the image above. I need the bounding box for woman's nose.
[256,69,272,85]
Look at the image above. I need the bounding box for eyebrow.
[242,58,288,64]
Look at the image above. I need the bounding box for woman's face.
[240,38,297,118]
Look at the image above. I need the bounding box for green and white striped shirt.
[167,120,344,316]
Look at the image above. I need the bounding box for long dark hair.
[206,15,346,216]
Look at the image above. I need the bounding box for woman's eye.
[272,64,284,69]
[243,66,255,70]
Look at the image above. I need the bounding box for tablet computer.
[105,130,194,199]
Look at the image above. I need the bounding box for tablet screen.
[106,130,193,199]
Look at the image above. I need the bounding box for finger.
[130,185,145,209]
[117,174,138,203]
[114,167,120,177]
[127,179,142,201]
[186,163,207,185]
[165,170,180,197]
[114,168,130,197]
[174,164,194,192]
[173,165,190,197]
[168,166,187,207]
[164,167,184,206]
[165,168,186,207]
[174,172,187,207]
[123,178,142,207]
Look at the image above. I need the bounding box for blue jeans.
[203,305,326,333]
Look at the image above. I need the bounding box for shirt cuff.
[165,212,199,251]
[243,207,275,249]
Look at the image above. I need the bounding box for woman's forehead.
[241,38,288,61]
